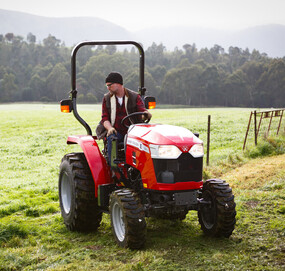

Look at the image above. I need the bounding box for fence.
[243,109,284,150]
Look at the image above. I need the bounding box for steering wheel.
[121,112,150,128]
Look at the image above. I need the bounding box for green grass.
[0,103,284,270]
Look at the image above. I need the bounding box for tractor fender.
[66,135,111,197]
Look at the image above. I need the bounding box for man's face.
[106,82,118,94]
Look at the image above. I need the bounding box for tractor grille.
[152,153,203,183]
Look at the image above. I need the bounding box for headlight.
[189,143,204,158]
[150,145,182,159]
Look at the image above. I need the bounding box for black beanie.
[105,72,123,85]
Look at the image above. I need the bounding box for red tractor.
[59,41,236,249]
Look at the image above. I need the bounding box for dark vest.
[104,88,138,116]
[96,88,140,139]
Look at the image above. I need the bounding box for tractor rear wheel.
[59,152,102,232]
[110,189,146,249]
[198,179,236,237]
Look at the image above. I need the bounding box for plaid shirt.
[101,94,146,135]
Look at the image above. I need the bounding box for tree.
[125,71,156,96]
[162,66,203,105]
[210,44,225,63]
[77,46,93,66]
[27,32,36,43]
[88,71,105,101]
[0,73,18,102]
[201,65,222,105]
[42,35,63,65]
[240,61,266,106]
[5,33,14,42]
[199,48,213,64]
[148,65,167,86]
[86,92,97,103]
[82,54,131,87]
[46,63,70,101]
[224,69,248,106]
[170,47,184,68]
[27,74,46,101]
[176,58,191,68]
[43,34,61,48]
[105,45,117,55]
[256,59,285,107]
[146,43,167,67]
[182,43,198,63]
[0,34,283,106]
[94,45,104,55]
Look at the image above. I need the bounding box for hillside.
[0,9,132,45]
[137,24,285,57]
[1,9,285,56]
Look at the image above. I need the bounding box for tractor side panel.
[67,135,111,197]
[125,144,157,190]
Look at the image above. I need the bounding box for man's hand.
[142,110,152,121]
[107,127,117,136]
[103,121,117,136]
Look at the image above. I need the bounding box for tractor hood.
[127,124,202,149]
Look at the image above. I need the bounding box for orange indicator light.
[148,102,156,109]
[61,105,71,113]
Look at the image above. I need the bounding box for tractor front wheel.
[110,189,146,249]
[198,179,236,237]
[59,152,102,232]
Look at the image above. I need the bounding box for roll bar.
[69,41,146,135]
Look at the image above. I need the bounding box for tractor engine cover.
[125,124,204,191]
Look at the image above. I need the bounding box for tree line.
[0,33,285,107]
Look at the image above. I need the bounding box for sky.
[1,0,285,32]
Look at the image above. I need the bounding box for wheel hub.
[200,192,216,229]
[61,172,71,214]
[112,202,125,242]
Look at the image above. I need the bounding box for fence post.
[243,111,252,150]
[254,110,257,145]
[266,111,274,137]
[207,115,211,166]
[256,112,263,138]
[277,110,284,135]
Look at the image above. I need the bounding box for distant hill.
[136,24,285,58]
[1,9,285,57]
[0,9,132,45]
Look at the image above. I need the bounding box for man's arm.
[137,95,152,120]
[102,97,117,136]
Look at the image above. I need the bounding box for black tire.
[110,189,146,249]
[59,152,102,232]
[198,179,236,238]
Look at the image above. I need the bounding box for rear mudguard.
[66,135,111,197]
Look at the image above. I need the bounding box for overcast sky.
[1,0,285,32]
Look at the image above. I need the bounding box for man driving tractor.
[98,72,152,165]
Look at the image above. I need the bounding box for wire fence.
[243,109,285,150]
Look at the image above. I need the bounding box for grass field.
[0,104,284,270]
